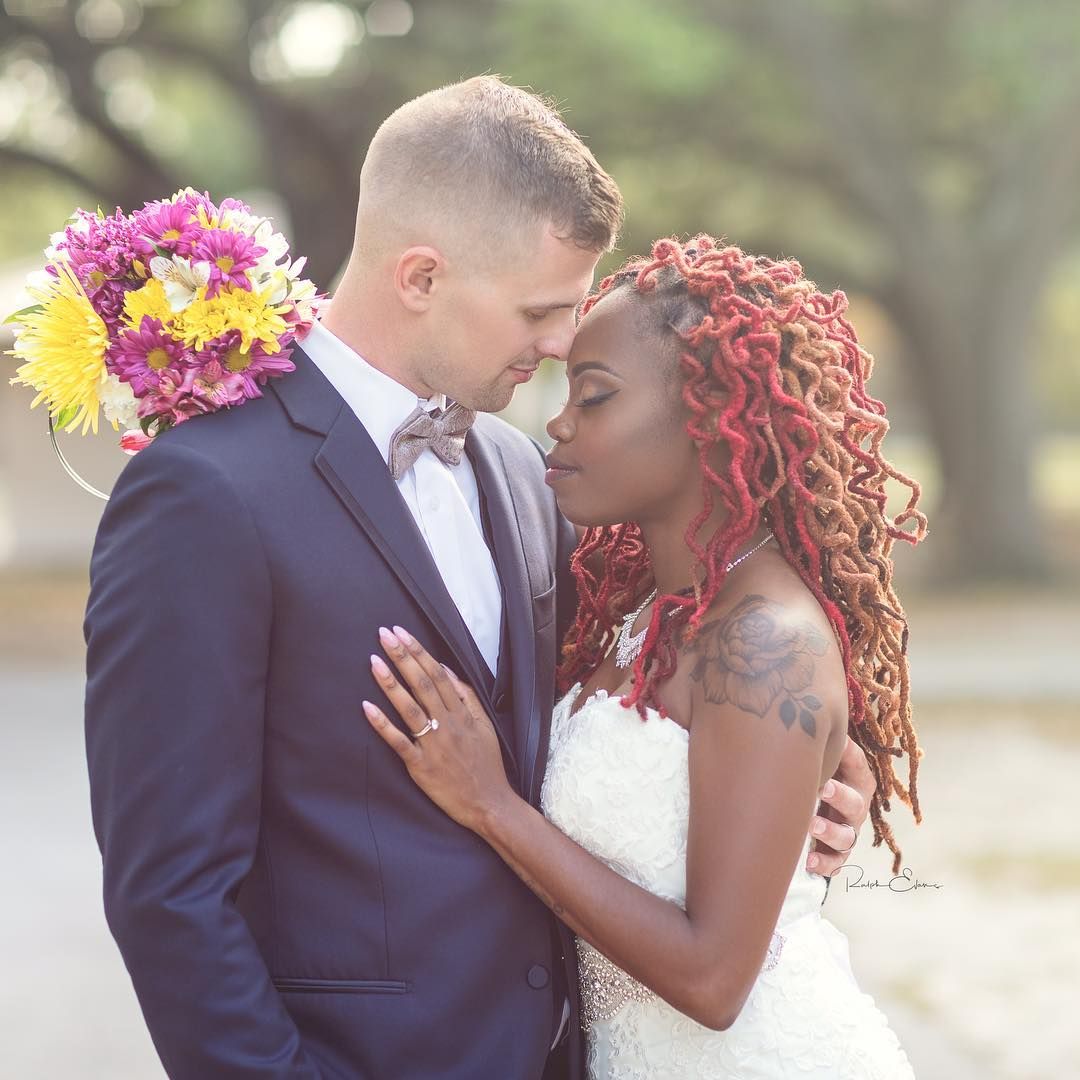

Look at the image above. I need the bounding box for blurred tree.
[0,0,492,282]
[495,0,1080,582]
[2,0,1077,582]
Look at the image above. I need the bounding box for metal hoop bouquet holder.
[7,189,321,500]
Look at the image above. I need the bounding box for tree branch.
[716,0,930,246]
[0,9,176,195]
[0,144,113,203]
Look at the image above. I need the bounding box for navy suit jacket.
[84,345,581,1079]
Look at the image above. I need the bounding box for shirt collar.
[301,319,447,465]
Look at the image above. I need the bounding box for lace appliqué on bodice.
[541,683,916,1080]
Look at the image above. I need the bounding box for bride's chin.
[554,497,615,531]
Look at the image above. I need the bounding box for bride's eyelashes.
[561,390,619,409]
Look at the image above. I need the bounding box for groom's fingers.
[818,775,869,831]
[836,735,876,815]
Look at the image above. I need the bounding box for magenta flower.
[196,330,296,399]
[191,357,247,409]
[137,367,210,428]
[193,229,266,298]
[131,200,202,258]
[109,317,190,398]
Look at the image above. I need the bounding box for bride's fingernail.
[378,626,395,644]
[808,854,819,870]
[823,780,836,798]
[370,654,390,676]
[393,626,415,646]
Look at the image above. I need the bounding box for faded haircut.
[354,75,623,266]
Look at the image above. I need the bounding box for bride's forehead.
[572,290,669,362]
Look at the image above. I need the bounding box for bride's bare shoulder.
[672,580,847,742]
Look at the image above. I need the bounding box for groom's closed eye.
[522,300,580,322]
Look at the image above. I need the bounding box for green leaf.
[55,405,78,429]
[4,304,44,326]
[779,698,796,729]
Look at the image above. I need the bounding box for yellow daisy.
[180,284,291,353]
[122,277,175,330]
[8,264,110,435]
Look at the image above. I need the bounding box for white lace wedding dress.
[541,683,916,1079]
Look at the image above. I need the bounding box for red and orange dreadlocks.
[557,236,928,873]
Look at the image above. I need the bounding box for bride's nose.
[546,405,573,444]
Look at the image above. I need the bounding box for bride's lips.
[544,452,578,486]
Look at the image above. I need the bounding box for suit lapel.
[466,426,543,798]
[272,347,515,769]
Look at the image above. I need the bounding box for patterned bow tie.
[387,401,477,480]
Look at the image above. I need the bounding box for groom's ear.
[394,246,445,312]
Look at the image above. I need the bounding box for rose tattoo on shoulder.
[679,594,829,737]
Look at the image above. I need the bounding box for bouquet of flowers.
[6,188,320,456]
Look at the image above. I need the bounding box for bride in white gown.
[542,681,913,1078]
[365,236,926,1078]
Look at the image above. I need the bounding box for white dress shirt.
[301,319,502,677]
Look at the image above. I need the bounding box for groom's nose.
[535,314,577,363]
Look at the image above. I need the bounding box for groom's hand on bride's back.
[807,736,876,879]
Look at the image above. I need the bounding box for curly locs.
[557,235,929,873]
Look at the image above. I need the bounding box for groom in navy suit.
[84,76,875,1079]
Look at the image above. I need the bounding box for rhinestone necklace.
[614,532,775,670]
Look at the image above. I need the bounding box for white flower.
[98,372,140,430]
[25,268,54,292]
[247,223,294,297]
[150,255,211,312]
[220,206,271,237]
[253,219,289,258]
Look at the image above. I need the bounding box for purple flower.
[192,229,266,298]
[196,330,296,399]
[131,200,202,258]
[50,209,139,332]
[109,317,191,398]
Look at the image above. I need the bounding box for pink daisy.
[196,330,296,400]
[193,229,266,298]
[131,200,202,259]
[109,317,190,398]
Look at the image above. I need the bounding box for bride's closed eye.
[561,390,619,409]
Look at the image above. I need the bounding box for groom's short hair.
[355,75,623,264]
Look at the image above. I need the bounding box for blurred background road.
[2,1,1079,1076]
